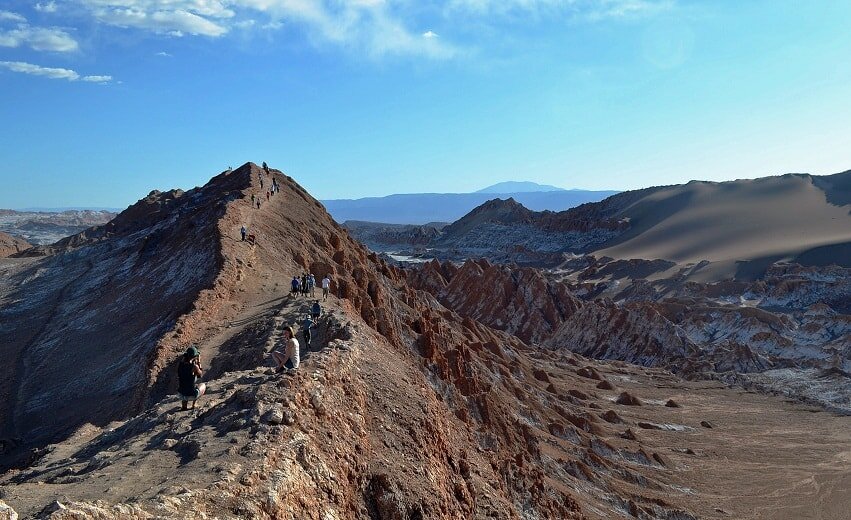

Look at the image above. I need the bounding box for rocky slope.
[0,231,29,257]
[2,163,851,519]
[409,257,851,410]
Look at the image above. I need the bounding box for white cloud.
[0,10,27,22]
[35,2,59,13]
[423,30,437,38]
[446,0,672,19]
[155,50,172,56]
[0,60,112,82]
[81,74,112,82]
[66,0,457,58]
[0,25,80,52]
[88,6,229,36]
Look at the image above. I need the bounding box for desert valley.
[0,163,849,519]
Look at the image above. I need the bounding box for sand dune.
[597,172,851,269]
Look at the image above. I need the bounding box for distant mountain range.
[322,181,619,224]
[347,170,851,277]
[476,181,567,193]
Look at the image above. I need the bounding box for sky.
[1,0,851,209]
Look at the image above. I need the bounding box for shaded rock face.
[0,232,29,257]
[408,259,583,345]
[0,169,244,447]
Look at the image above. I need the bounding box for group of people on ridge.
[176,274,333,411]
[291,273,332,301]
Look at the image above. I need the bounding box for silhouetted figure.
[178,346,206,410]
[240,225,247,241]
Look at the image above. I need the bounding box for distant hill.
[346,170,851,277]
[476,181,565,193]
[0,209,116,245]
[322,189,619,225]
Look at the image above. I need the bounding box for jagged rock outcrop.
[0,232,29,257]
[409,258,582,344]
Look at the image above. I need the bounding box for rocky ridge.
[2,163,851,519]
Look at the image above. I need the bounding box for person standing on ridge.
[178,346,206,410]
[271,326,299,372]
[240,225,247,241]
[262,161,269,174]
[322,275,331,301]
[301,314,314,346]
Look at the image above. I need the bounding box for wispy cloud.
[447,0,672,20]
[0,10,27,22]
[0,60,112,82]
[65,0,457,59]
[0,25,80,52]
[26,0,672,62]
[35,2,59,13]
[155,50,172,56]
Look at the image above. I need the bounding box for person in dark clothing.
[178,346,206,410]
[262,161,269,174]
[301,274,309,296]
[291,276,300,297]
[240,225,247,241]
[302,315,314,346]
[311,300,321,320]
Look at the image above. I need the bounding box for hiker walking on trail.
[311,300,321,320]
[178,346,206,410]
[262,161,269,174]
[272,326,299,372]
[240,225,247,241]
[308,273,316,297]
[291,276,300,297]
[301,274,309,296]
[301,314,314,346]
[250,194,255,204]
[256,200,261,209]
[322,275,331,300]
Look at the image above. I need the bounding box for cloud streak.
[0,61,112,82]
[0,11,80,52]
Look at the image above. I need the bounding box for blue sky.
[1,0,850,209]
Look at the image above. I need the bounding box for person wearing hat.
[271,326,300,373]
[178,346,206,410]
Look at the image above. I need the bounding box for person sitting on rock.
[271,326,300,372]
[311,300,321,320]
[301,314,314,346]
[178,346,206,410]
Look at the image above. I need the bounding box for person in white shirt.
[321,275,331,301]
[271,326,299,372]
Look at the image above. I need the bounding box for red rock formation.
[0,232,29,257]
